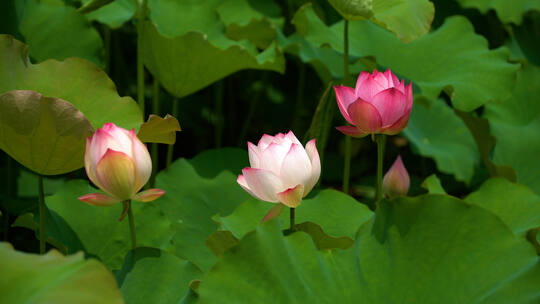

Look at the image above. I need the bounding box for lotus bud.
[78,123,165,206]
[382,156,410,198]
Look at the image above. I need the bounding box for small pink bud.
[382,156,410,198]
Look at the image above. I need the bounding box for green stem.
[375,134,386,204]
[149,78,160,187]
[290,207,295,231]
[215,81,224,148]
[126,200,137,249]
[342,20,352,194]
[166,98,179,168]
[38,175,46,254]
[136,0,147,114]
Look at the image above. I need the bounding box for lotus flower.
[382,156,410,198]
[335,69,413,137]
[237,131,321,208]
[78,123,165,206]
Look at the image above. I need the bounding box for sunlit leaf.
[17,0,103,66]
[26,180,173,270]
[404,98,479,183]
[0,243,124,304]
[465,178,540,237]
[84,0,136,29]
[137,114,181,144]
[293,4,518,111]
[0,90,93,175]
[0,35,142,131]
[484,64,540,194]
[116,247,202,304]
[197,195,540,303]
[143,0,285,98]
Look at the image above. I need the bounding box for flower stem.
[342,20,352,194]
[126,200,137,249]
[375,134,387,204]
[136,0,147,114]
[167,98,179,168]
[290,207,295,231]
[38,174,46,254]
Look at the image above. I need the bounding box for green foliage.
[143,0,285,98]
[0,243,124,304]
[484,64,540,194]
[137,114,181,144]
[219,189,373,239]
[37,180,173,269]
[154,158,251,272]
[0,90,93,175]
[457,0,540,24]
[0,35,142,131]
[116,247,202,304]
[465,178,540,237]
[197,195,540,303]
[293,4,518,111]
[421,174,447,194]
[84,0,136,29]
[404,98,479,182]
[17,0,104,66]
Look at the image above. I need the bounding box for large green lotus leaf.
[293,4,518,111]
[36,180,173,270]
[219,189,373,239]
[0,243,124,304]
[143,0,285,98]
[215,0,279,48]
[154,158,251,272]
[404,98,479,183]
[326,0,434,42]
[197,195,540,303]
[17,0,103,66]
[116,247,202,304]
[0,35,142,131]
[84,0,136,29]
[0,90,94,175]
[484,64,540,194]
[465,178,540,237]
[457,0,540,24]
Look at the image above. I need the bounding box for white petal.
[248,142,261,168]
[260,142,290,176]
[242,168,283,202]
[279,143,312,190]
[304,139,321,196]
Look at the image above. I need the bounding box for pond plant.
[0,0,539,303]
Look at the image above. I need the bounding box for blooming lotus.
[382,155,410,198]
[78,123,165,206]
[335,69,413,137]
[237,131,320,208]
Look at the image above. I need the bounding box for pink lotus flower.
[335,69,413,137]
[78,123,165,206]
[382,156,410,198]
[237,131,321,208]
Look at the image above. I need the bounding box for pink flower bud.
[237,131,321,208]
[78,123,164,206]
[335,69,413,137]
[383,156,410,198]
